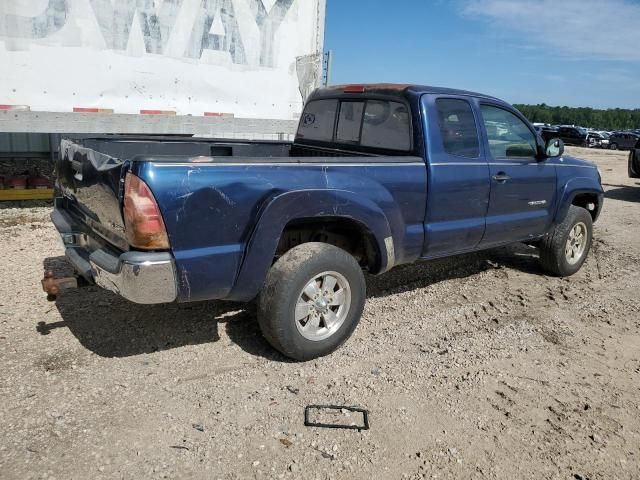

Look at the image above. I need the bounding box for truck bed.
[55,136,427,302]
[65,135,293,160]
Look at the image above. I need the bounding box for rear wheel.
[258,243,366,361]
[539,206,593,277]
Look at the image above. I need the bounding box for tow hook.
[41,271,78,301]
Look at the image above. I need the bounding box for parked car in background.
[534,125,560,143]
[609,132,640,151]
[587,131,610,149]
[557,126,588,146]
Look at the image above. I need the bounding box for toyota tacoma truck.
[47,84,604,360]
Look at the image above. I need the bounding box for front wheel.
[258,243,366,361]
[610,143,618,150]
[539,206,593,277]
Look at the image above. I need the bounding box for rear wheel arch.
[227,189,395,302]
[276,216,384,274]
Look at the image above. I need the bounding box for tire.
[539,205,593,277]
[629,150,640,179]
[610,143,618,150]
[258,243,366,361]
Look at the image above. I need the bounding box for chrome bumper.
[52,208,178,304]
[90,253,177,304]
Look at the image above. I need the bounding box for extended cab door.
[421,95,491,257]
[478,103,557,246]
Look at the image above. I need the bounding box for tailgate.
[56,139,129,251]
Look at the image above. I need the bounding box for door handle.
[492,172,511,183]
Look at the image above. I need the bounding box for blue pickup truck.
[49,84,604,360]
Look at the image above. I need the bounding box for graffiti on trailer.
[0,0,295,68]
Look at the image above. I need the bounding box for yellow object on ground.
[0,189,54,201]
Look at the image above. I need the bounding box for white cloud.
[463,0,640,61]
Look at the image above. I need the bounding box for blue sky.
[324,0,640,109]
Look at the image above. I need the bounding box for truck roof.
[310,83,505,104]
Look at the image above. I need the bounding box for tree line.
[514,104,640,131]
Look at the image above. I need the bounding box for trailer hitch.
[41,270,78,301]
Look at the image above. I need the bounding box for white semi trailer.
[0,0,326,138]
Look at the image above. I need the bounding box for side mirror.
[544,138,564,158]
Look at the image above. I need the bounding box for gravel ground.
[1,147,639,479]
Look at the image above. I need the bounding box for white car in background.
[587,131,611,149]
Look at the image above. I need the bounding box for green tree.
[514,104,640,131]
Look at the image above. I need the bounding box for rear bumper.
[52,207,177,304]
[90,252,177,305]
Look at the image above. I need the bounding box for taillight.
[123,172,170,250]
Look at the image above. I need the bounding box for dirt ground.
[1,147,639,480]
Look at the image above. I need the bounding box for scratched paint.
[0,0,324,119]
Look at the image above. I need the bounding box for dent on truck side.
[227,188,402,302]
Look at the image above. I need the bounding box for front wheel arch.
[554,179,603,226]
[571,192,601,222]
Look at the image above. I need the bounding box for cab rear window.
[297,100,338,142]
[297,99,411,151]
[361,101,411,151]
[337,101,365,143]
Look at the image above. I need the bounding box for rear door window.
[297,100,338,142]
[336,101,365,143]
[361,101,411,151]
[435,98,480,158]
